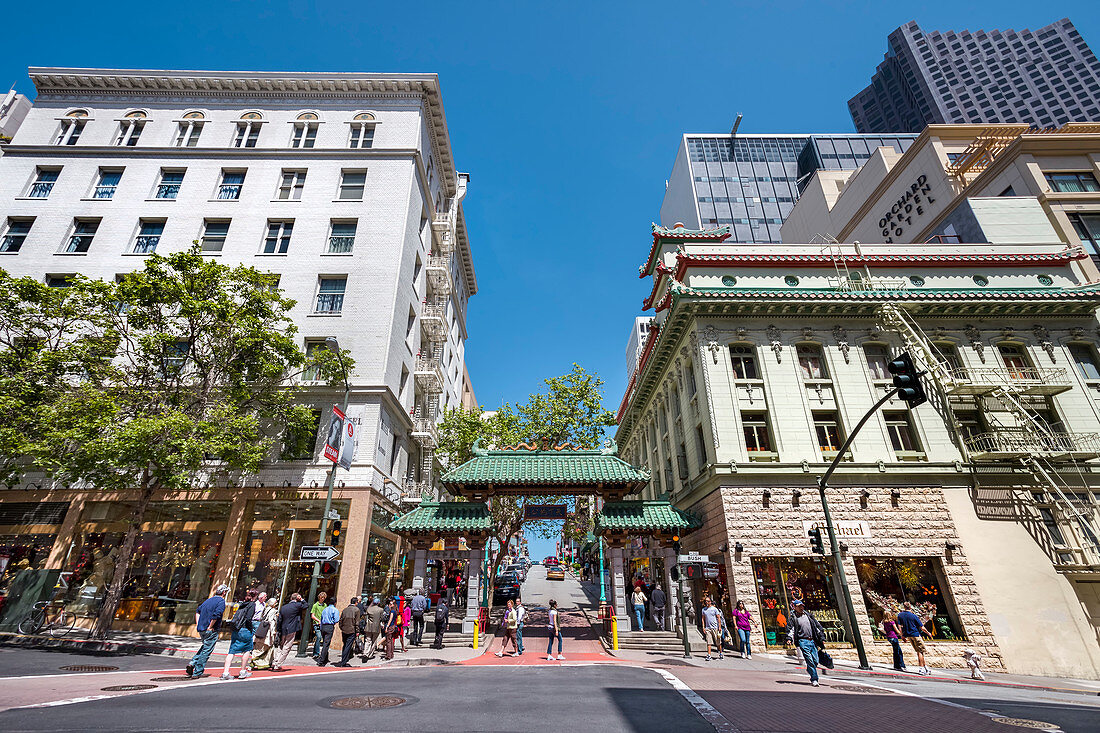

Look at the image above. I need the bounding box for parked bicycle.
[18,600,77,636]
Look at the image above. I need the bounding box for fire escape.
[407,177,465,501]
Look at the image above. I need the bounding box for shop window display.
[0,534,56,594]
[752,557,848,647]
[855,557,965,641]
[363,534,396,597]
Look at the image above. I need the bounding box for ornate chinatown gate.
[389,441,700,635]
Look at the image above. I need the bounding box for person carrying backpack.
[431,597,449,649]
[220,588,259,680]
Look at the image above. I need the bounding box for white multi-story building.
[624,316,653,383]
[0,68,476,634]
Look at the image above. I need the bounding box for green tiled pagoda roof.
[595,500,701,533]
[388,501,492,534]
[441,448,651,487]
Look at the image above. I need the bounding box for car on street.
[506,563,527,581]
[493,572,522,602]
[546,565,565,581]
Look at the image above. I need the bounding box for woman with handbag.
[250,597,280,670]
[220,588,259,680]
[496,600,520,657]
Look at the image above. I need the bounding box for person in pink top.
[399,595,412,653]
[733,600,753,659]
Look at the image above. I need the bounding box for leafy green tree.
[4,249,347,638]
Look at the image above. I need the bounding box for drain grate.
[329,695,408,710]
[101,684,158,691]
[60,664,119,672]
[990,718,1058,730]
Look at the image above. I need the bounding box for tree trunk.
[91,469,154,639]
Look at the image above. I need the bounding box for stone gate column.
[609,544,628,628]
[411,548,428,591]
[463,546,482,633]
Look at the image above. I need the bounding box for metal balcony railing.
[414,357,444,392]
[420,302,447,340]
[829,276,908,291]
[965,429,1100,461]
[945,366,1072,395]
[410,418,439,448]
[426,255,452,293]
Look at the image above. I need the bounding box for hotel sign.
[801,520,872,538]
[879,174,936,243]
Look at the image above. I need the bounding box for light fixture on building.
[719,542,729,553]
[890,488,901,508]
[792,489,801,507]
[945,541,958,551]
[762,489,771,508]
[839,541,849,552]
[734,541,744,553]
[860,488,871,509]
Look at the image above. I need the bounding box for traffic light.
[670,565,680,581]
[808,527,825,555]
[330,519,342,547]
[887,351,927,408]
[672,535,681,555]
[320,560,340,575]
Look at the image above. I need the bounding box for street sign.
[524,504,568,520]
[678,552,708,563]
[299,545,340,562]
[326,509,341,521]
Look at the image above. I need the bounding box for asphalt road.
[0,664,713,733]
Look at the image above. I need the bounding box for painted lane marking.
[654,668,740,733]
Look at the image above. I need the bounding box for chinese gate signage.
[525,504,568,520]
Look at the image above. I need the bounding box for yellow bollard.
[473,621,479,650]
[611,613,619,650]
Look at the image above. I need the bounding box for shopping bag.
[818,648,835,669]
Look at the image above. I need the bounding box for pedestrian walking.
[733,600,753,659]
[408,588,429,646]
[701,597,724,660]
[273,592,308,671]
[316,597,339,666]
[309,592,327,658]
[546,599,564,660]
[897,601,933,675]
[250,597,279,670]
[514,598,527,654]
[430,596,449,649]
[362,596,385,660]
[333,596,362,667]
[650,585,666,631]
[785,600,826,687]
[398,594,411,653]
[881,611,906,671]
[382,598,399,660]
[220,589,259,680]
[186,583,228,679]
[496,600,520,657]
[631,585,647,632]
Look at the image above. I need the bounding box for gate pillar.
[608,544,629,629]
[411,548,427,591]
[462,547,481,633]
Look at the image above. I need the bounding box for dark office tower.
[850,18,1100,133]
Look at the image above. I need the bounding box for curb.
[0,631,221,660]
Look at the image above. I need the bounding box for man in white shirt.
[514,599,527,655]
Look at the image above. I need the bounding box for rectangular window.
[276,170,306,200]
[1,218,32,253]
[855,558,966,641]
[729,344,759,379]
[63,219,99,253]
[303,340,325,381]
[28,168,60,198]
[813,411,843,452]
[695,425,707,466]
[155,169,185,200]
[798,344,828,379]
[232,121,261,148]
[54,118,85,145]
[282,408,322,460]
[175,121,204,147]
[92,169,122,199]
[863,344,890,380]
[315,277,347,313]
[686,359,697,395]
[133,220,164,254]
[46,275,75,288]
[349,123,374,149]
[161,340,188,376]
[1070,213,1100,256]
[742,412,772,452]
[115,120,145,146]
[217,170,245,200]
[262,221,294,254]
[290,122,317,149]
[884,411,920,452]
[338,170,366,200]
[1044,171,1100,192]
[328,220,356,253]
[200,220,230,253]
[1069,343,1100,380]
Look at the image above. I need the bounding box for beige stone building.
[616,223,1100,677]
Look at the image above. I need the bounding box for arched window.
[291,112,319,149]
[66,109,89,117]
[182,111,206,119]
[124,110,148,119]
[997,343,1031,379]
[55,110,89,145]
[233,113,263,147]
[176,111,206,147]
[349,112,376,149]
[863,343,890,381]
[116,110,147,146]
[797,343,828,380]
[728,343,759,380]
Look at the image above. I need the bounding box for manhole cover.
[827,684,884,693]
[101,684,158,691]
[329,695,408,710]
[990,718,1058,730]
[149,676,194,681]
[60,665,119,672]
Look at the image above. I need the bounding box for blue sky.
[2,2,1098,561]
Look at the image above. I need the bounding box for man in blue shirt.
[408,589,430,646]
[316,598,340,666]
[186,584,229,679]
[896,602,933,675]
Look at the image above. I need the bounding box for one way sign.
[299,546,340,562]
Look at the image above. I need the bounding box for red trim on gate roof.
[642,263,675,310]
[639,225,731,279]
[673,248,1086,280]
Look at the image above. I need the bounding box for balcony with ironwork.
[410,417,439,448]
[431,213,455,254]
[420,301,447,341]
[414,356,444,393]
[965,429,1100,461]
[944,366,1073,396]
[426,255,453,294]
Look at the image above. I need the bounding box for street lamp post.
[298,337,350,656]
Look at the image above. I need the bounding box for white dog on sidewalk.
[962,648,985,680]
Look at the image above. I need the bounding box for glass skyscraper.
[850,18,1100,133]
[660,133,915,243]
